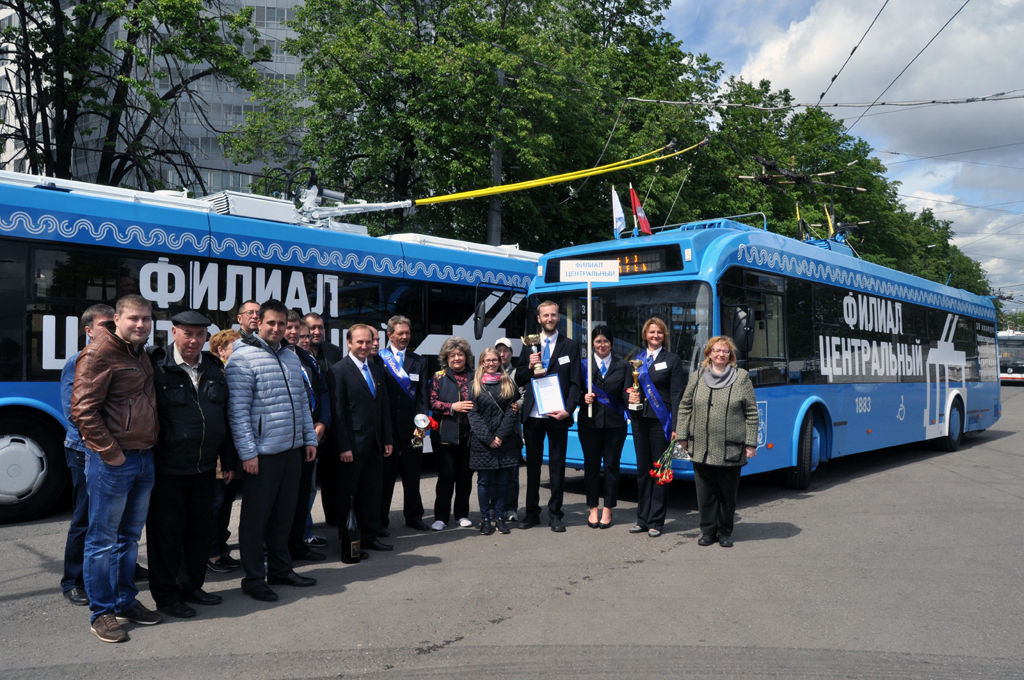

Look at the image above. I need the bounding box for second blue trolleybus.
[527,217,1000,488]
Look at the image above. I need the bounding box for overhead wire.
[810,0,890,109]
[846,0,973,132]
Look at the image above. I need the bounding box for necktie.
[542,338,551,369]
[396,350,403,367]
[647,352,654,366]
[363,363,375,396]
[599,359,607,377]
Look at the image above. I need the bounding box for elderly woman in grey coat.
[677,336,759,548]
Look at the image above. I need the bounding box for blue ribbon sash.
[581,359,629,422]
[380,348,416,400]
[638,358,673,440]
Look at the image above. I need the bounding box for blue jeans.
[84,449,154,622]
[61,447,89,593]
[477,468,516,521]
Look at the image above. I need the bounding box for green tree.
[0,0,269,189]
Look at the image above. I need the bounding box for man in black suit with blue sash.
[378,315,431,532]
[514,301,582,532]
[328,324,394,552]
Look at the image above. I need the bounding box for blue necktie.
[363,364,375,396]
[647,352,654,366]
[599,359,607,377]
[396,351,403,367]
[542,338,551,369]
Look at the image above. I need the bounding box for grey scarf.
[704,364,738,389]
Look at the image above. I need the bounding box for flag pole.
[630,182,638,237]
[587,279,593,418]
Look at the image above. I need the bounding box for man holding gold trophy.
[378,316,432,533]
[514,301,582,532]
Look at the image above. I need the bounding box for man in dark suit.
[329,324,394,552]
[378,315,431,533]
[305,312,344,525]
[514,300,582,532]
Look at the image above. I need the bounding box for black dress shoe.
[246,583,279,602]
[599,521,612,530]
[697,534,718,546]
[377,529,391,538]
[718,535,734,548]
[366,538,393,551]
[291,548,327,562]
[516,517,540,530]
[268,572,317,587]
[587,521,600,528]
[134,564,149,582]
[207,558,232,573]
[219,554,240,568]
[63,586,89,606]
[406,521,431,531]
[360,551,370,560]
[181,588,222,605]
[549,519,566,533]
[159,601,197,618]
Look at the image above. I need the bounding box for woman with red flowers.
[677,336,759,548]
[625,317,684,538]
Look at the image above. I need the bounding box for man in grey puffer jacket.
[226,299,319,602]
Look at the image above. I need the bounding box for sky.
[661,0,1024,316]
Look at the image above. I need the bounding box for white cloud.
[664,0,1024,296]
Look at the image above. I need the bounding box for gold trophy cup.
[521,334,545,375]
[628,359,644,411]
[411,414,430,448]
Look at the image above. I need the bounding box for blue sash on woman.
[581,358,628,422]
[380,348,416,400]
[638,358,673,440]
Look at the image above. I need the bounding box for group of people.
[58,295,760,645]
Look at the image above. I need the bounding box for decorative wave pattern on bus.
[1,209,532,288]
[736,244,995,321]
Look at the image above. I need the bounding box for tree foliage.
[0,0,269,189]
[223,0,991,295]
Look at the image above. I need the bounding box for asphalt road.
[3,387,1023,679]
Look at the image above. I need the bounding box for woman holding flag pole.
[579,326,630,529]
[626,317,683,537]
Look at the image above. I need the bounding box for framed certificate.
[532,375,565,414]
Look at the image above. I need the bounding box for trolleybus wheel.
[934,398,964,452]
[786,411,815,490]
[0,413,67,523]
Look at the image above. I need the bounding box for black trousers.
[579,426,627,509]
[633,417,669,530]
[336,451,384,542]
[288,455,317,556]
[523,418,569,521]
[318,440,339,525]
[239,450,301,591]
[380,441,424,527]
[433,439,472,524]
[145,469,216,608]
[692,462,743,538]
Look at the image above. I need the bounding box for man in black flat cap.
[145,311,237,619]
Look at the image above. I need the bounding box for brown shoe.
[115,602,162,626]
[90,614,128,643]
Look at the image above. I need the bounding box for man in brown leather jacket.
[71,294,161,643]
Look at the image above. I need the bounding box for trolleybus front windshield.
[536,281,713,380]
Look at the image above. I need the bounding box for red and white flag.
[629,184,652,235]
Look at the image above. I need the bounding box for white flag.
[611,187,626,239]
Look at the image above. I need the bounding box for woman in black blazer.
[626,317,684,537]
[578,326,629,529]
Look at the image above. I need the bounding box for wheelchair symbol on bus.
[897,396,906,422]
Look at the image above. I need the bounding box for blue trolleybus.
[528,217,1000,488]
[0,170,538,522]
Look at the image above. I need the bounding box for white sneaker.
[430,520,446,531]
[458,517,473,528]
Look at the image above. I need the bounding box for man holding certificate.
[514,301,582,532]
